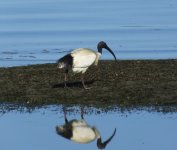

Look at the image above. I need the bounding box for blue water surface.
[0,106,177,150]
[0,0,177,67]
[1,1,177,149]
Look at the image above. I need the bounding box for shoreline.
[1,58,177,68]
[0,59,177,107]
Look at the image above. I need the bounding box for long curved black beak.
[105,45,117,61]
[97,128,117,149]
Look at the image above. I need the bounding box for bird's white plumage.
[71,48,101,73]
[71,127,96,143]
[72,120,88,127]
[71,120,97,143]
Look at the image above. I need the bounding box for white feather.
[72,120,88,127]
[71,126,96,143]
[71,48,101,73]
[70,120,97,143]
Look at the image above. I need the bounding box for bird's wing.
[71,127,96,143]
[71,48,97,68]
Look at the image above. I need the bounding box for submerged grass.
[0,60,177,110]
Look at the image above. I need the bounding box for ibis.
[56,107,116,149]
[57,41,117,89]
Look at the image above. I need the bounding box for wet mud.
[0,60,177,109]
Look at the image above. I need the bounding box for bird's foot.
[81,77,92,90]
[83,86,92,90]
[64,83,67,88]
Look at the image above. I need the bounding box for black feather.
[57,54,73,66]
[56,125,73,140]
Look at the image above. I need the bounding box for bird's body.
[71,126,97,143]
[59,119,99,143]
[58,48,101,73]
[57,41,117,89]
[71,48,101,73]
[56,107,116,149]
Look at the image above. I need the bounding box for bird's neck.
[97,52,101,58]
[94,52,101,66]
[92,127,101,139]
[97,47,102,54]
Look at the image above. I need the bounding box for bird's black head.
[97,41,107,51]
[97,128,117,149]
[97,41,117,61]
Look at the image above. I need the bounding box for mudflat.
[0,60,177,107]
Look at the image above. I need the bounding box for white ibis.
[56,107,116,149]
[57,41,117,89]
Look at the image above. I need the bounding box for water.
[1,1,177,148]
[0,105,177,150]
[0,0,177,67]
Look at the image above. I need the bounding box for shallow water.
[0,0,177,67]
[1,1,177,149]
[0,105,177,150]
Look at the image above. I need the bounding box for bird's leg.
[81,74,91,90]
[81,106,85,120]
[63,106,68,123]
[64,69,68,88]
[64,73,67,87]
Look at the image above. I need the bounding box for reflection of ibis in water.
[57,41,117,89]
[56,107,116,149]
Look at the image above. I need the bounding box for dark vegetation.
[0,60,177,112]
